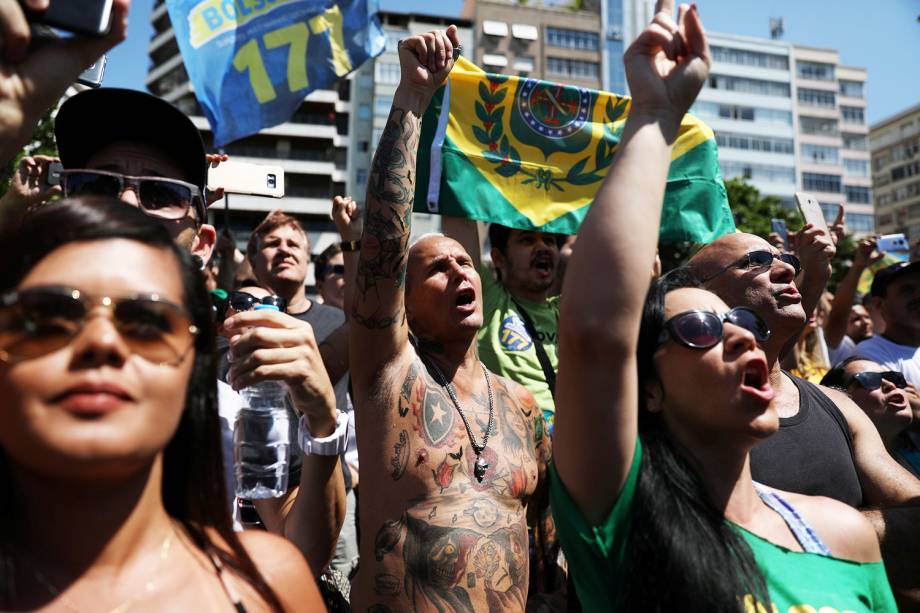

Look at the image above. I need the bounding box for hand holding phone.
[23,0,115,37]
[208,160,285,198]
[877,233,910,253]
[770,218,789,251]
[794,192,830,236]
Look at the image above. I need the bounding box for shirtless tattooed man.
[347,25,550,613]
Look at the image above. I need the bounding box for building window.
[847,212,874,232]
[483,20,509,37]
[843,158,869,176]
[801,144,839,165]
[372,127,383,147]
[482,54,508,68]
[374,96,393,117]
[691,101,792,125]
[715,132,793,154]
[842,132,868,151]
[375,62,400,85]
[511,24,538,41]
[707,74,790,97]
[357,105,371,120]
[802,172,842,193]
[719,161,795,184]
[546,27,599,51]
[820,203,841,222]
[547,57,599,80]
[797,88,836,108]
[845,185,871,203]
[513,56,535,73]
[796,60,835,81]
[710,46,788,70]
[799,116,839,136]
[892,161,920,182]
[839,80,864,98]
[356,168,368,187]
[841,106,865,124]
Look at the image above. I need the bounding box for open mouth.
[532,257,553,273]
[455,287,475,307]
[739,357,774,403]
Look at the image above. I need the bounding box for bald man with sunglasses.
[690,232,920,607]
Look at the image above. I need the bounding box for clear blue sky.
[107,0,919,125]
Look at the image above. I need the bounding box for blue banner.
[167,0,386,146]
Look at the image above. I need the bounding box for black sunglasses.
[227,291,286,313]
[702,250,802,283]
[0,286,198,365]
[323,264,346,277]
[657,307,771,350]
[60,169,206,222]
[845,371,907,391]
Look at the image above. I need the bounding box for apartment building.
[601,0,654,94]
[147,0,351,255]
[691,33,798,205]
[688,32,872,234]
[871,103,920,239]
[461,0,603,90]
[793,46,872,234]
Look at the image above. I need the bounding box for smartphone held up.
[23,0,115,37]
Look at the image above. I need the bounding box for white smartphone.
[208,160,284,198]
[877,233,910,252]
[794,191,830,236]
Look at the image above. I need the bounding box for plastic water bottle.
[233,304,290,499]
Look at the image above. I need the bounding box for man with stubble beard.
[347,25,549,612]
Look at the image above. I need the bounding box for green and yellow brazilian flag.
[414,57,735,243]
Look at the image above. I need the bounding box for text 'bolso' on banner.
[166,0,386,146]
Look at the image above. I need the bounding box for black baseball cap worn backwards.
[871,261,920,298]
[55,88,207,191]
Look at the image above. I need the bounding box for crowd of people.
[1,0,919,611]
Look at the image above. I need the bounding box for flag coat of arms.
[414,57,735,243]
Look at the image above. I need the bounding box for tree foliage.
[660,177,859,292]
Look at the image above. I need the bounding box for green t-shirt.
[477,265,559,424]
[549,439,898,613]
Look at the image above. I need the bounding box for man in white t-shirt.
[856,262,920,387]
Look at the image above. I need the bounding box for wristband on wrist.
[339,239,361,252]
[298,410,349,456]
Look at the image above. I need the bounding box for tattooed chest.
[387,362,538,501]
[366,504,529,613]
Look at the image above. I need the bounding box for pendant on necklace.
[474,455,489,482]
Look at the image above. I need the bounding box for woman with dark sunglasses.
[822,358,920,478]
[550,2,896,611]
[0,198,321,611]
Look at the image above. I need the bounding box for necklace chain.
[21,529,174,613]
[425,358,495,456]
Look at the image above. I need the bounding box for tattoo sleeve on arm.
[353,106,421,330]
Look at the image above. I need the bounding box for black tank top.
[750,373,863,508]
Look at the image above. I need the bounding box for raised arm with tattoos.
[348,26,549,612]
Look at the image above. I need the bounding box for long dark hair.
[620,266,770,611]
[0,198,284,611]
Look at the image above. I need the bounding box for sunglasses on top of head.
[0,286,198,366]
[657,307,771,351]
[60,169,206,223]
[845,371,908,391]
[702,250,802,283]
